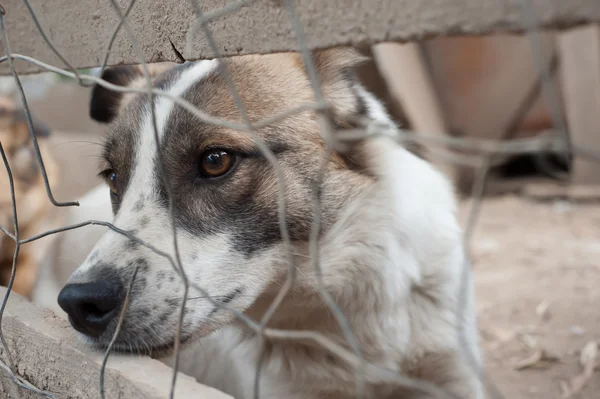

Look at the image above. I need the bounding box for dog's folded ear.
[306,47,369,122]
[89,63,174,124]
[311,47,368,84]
[302,48,385,169]
[89,65,143,124]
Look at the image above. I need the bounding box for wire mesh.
[0,0,599,398]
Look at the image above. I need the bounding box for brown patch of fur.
[0,97,60,298]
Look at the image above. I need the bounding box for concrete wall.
[0,287,232,398]
[1,0,599,74]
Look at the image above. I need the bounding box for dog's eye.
[199,150,235,178]
[106,171,118,196]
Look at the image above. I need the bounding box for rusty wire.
[0,0,599,398]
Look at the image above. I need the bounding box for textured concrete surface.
[0,287,232,399]
[0,0,599,74]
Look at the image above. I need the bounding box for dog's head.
[58,49,382,355]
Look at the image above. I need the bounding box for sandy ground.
[14,125,600,398]
[464,197,600,399]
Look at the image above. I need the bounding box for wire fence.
[0,0,599,398]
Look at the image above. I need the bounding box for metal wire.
[185,2,304,395]
[0,141,19,377]
[0,0,599,398]
[100,264,139,399]
[103,1,202,396]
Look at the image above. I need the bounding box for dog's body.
[0,97,60,298]
[57,49,483,398]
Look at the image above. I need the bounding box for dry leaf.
[560,381,570,398]
[514,349,560,370]
[515,351,543,370]
[488,327,516,343]
[535,300,551,321]
[579,341,598,369]
[482,327,516,351]
[564,374,591,398]
[520,333,538,350]
[569,325,586,337]
[562,341,598,398]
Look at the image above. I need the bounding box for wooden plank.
[558,25,600,184]
[0,0,599,74]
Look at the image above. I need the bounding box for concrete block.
[0,0,599,74]
[0,287,232,399]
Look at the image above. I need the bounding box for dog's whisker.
[291,252,311,259]
[76,155,105,160]
[50,140,103,149]
[186,294,254,301]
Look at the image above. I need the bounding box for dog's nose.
[57,280,123,337]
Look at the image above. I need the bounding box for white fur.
[32,184,113,316]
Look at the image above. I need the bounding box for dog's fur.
[63,49,483,398]
[0,97,60,298]
[32,183,113,315]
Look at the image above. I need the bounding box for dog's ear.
[308,47,369,122]
[312,47,368,85]
[89,65,144,124]
[304,48,388,171]
[89,63,174,124]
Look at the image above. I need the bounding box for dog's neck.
[241,90,417,364]
[213,86,469,399]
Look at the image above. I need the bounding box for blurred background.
[0,34,572,202]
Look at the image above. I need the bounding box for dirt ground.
[463,196,600,399]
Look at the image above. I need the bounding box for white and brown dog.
[57,49,483,399]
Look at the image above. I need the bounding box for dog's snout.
[57,280,123,337]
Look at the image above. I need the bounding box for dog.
[56,48,484,399]
[0,96,61,299]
